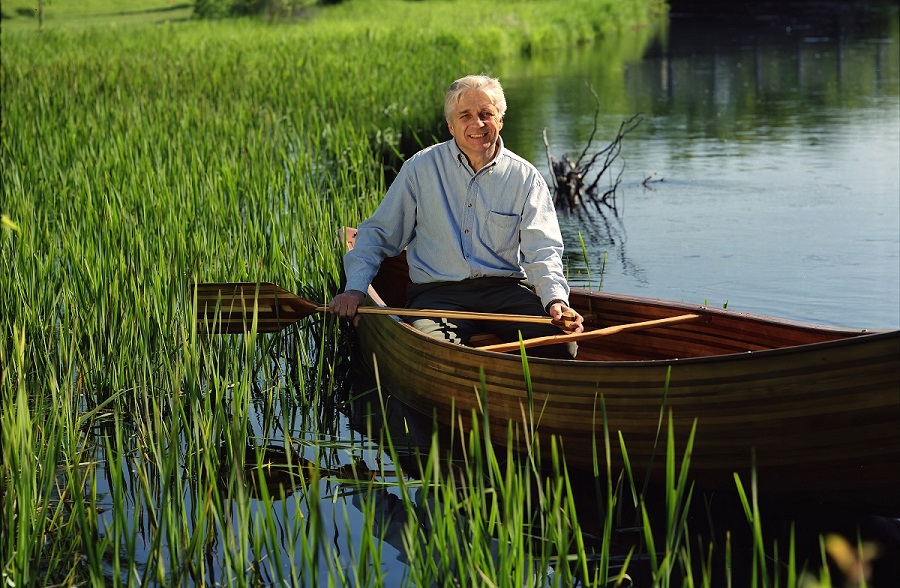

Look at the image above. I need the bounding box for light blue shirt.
[343,137,570,309]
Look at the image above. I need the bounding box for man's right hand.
[327,290,367,327]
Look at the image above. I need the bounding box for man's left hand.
[548,302,584,333]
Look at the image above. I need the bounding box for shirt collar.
[452,136,504,172]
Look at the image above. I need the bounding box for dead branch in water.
[543,83,644,211]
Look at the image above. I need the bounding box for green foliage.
[0,0,194,30]
[193,0,329,19]
[194,0,230,18]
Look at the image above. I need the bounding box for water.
[499,2,900,330]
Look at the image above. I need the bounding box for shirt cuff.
[545,298,568,313]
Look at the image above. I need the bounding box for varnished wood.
[191,282,567,333]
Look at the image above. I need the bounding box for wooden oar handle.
[554,309,580,331]
[193,282,571,333]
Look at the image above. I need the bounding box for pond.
[499,0,900,331]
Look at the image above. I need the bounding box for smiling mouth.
[469,132,487,138]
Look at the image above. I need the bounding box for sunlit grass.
[0,0,194,31]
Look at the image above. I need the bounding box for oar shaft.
[313,304,555,323]
[193,282,559,333]
[477,313,703,353]
[355,306,555,324]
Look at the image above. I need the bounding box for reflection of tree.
[634,3,899,138]
[560,202,648,290]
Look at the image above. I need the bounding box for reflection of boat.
[344,229,900,512]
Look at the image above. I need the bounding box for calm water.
[499,3,900,330]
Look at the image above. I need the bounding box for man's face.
[447,89,504,164]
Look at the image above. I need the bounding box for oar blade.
[192,282,314,334]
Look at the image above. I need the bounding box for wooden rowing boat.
[346,229,900,512]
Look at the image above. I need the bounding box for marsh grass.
[348,385,610,587]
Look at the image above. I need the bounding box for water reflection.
[343,387,622,586]
[346,375,900,587]
[86,319,900,586]
[499,1,899,330]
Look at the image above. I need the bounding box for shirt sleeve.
[518,173,570,309]
[342,167,418,294]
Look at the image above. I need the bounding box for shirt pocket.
[484,211,520,256]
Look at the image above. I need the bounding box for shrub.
[194,0,325,19]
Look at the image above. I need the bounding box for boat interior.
[366,250,872,363]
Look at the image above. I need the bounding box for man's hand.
[547,301,584,333]
[328,290,366,327]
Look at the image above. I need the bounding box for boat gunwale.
[573,288,890,336]
[364,285,899,367]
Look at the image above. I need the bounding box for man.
[329,74,583,358]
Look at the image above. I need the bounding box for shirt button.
[464,229,469,234]
[467,203,472,208]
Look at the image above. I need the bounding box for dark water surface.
[499,0,900,330]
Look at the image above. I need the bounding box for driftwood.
[544,83,646,210]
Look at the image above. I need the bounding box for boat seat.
[467,333,504,347]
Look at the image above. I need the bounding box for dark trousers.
[405,278,577,359]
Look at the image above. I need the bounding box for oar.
[476,313,704,353]
[192,282,576,334]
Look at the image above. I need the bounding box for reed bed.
[0,0,852,586]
